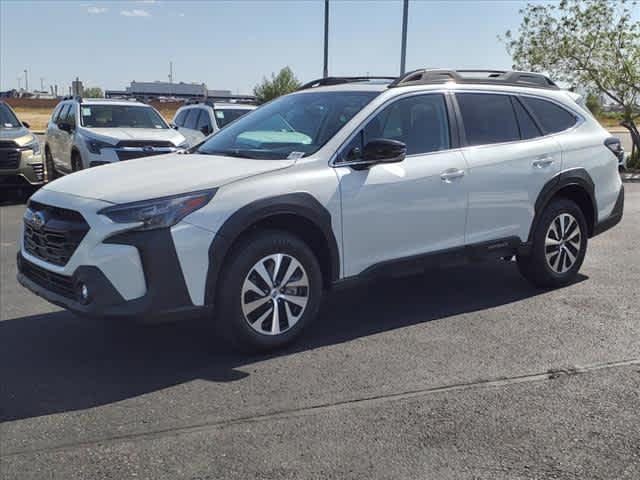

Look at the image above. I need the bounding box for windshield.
[213,107,254,128]
[80,105,168,129]
[197,91,378,159]
[0,103,21,129]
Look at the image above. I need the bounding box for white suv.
[18,70,624,351]
[44,97,187,177]
[172,101,256,147]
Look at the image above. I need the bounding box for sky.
[1,0,543,95]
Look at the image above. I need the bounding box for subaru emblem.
[142,146,155,153]
[30,211,46,230]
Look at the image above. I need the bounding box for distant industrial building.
[105,80,254,102]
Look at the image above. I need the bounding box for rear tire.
[215,230,323,352]
[517,198,588,288]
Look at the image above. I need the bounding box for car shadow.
[0,261,587,422]
[0,186,40,206]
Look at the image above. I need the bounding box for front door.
[335,93,469,277]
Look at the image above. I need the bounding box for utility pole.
[400,0,409,75]
[168,61,173,83]
[40,77,45,91]
[17,76,22,91]
[24,69,29,92]
[323,0,329,78]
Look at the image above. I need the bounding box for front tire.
[45,147,59,181]
[215,230,323,352]
[517,198,588,288]
[71,151,84,172]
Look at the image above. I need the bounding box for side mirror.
[200,125,211,136]
[362,138,406,164]
[22,121,30,128]
[58,122,72,133]
[170,123,179,130]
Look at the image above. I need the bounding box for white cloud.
[87,6,108,14]
[120,9,151,17]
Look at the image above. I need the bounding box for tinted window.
[184,109,200,130]
[51,104,63,123]
[196,91,376,160]
[174,109,188,127]
[57,104,70,123]
[214,108,253,128]
[521,97,577,134]
[196,109,212,133]
[80,105,167,129]
[457,93,520,146]
[67,104,76,127]
[513,97,542,140]
[0,103,20,128]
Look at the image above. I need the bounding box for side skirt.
[332,236,523,290]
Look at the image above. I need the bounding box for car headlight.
[98,189,217,231]
[25,136,41,155]
[85,137,114,154]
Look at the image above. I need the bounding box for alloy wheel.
[544,213,582,274]
[241,253,310,335]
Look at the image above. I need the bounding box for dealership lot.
[1,183,639,479]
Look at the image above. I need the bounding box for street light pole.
[400,0,409,75]
[323,0,329,78]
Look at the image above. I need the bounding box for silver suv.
[172,101,256,147]
[44,97,187,177]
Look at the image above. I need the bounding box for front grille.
[116,140,175,148]
[0,140,18,148]
[20,257,75,299]
[116,150,166,161]
[23,201,89,266]
[0,148,20,169]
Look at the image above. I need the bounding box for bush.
[627,150,640,170]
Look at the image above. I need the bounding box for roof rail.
[298,76,397,91]
[388,69,559,90]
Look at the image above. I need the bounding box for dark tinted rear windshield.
[0,103,21,128]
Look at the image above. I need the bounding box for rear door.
[58,103,77,172]
[456,92,562,244]
[50,103,70,168]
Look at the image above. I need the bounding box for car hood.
[43,153,295,204]
[83,127,185,145]
[0,126,30,142]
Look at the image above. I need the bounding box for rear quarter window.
[174,109,188,127]
[521,97,577,134]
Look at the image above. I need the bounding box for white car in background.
[172,101,256,146]
[44,97,188,177]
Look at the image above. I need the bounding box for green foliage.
[502,0,639,122]
[253,67,300,105]
[585,92,601,116]
[83,87,103,98]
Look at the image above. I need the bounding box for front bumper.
[0,149,45,187]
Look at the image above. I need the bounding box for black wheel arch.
[530,168,597,242]
[204,193,341,305]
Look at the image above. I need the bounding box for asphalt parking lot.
[1,183,639,479]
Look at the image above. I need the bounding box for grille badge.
[27,210,46,230]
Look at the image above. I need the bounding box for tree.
[502,0,639,128]
[585,92,602,116]
[253,67,300,104]
[83,87,103,98]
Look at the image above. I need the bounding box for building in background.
[105,80,254,103]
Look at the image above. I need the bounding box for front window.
[213,107,254,128]
[80,105,168,129]
[196,91,378,159]
[0,103,21,128]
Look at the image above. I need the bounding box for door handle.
[533,157,554,168]
[440,168,465,183]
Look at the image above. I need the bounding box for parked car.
[172,100,256,146]
[43,97,188,177]
[0,101,45,189]
[18,69,624,352]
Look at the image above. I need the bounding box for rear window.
[214,108,254,128]
[457,93,520,146]
[520,97,577,134]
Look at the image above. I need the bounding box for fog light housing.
[76,282,90,304]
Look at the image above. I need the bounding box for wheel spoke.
[545,236,561,247]
[280,293,308,309]
[272,254,284,284]
[253,261,274,288]
[564,246,576,266]
[244,278,266,296]
[251,306,274,329]
[244,296,271,315]
[281,258,302,287]
[271,301,280,334]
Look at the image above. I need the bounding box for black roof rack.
[61,95,83,102]
[185,96,256,106]
[298,76,397,91]
[389,69,559,90]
